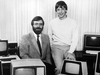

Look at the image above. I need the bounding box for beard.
[32,27,43,34]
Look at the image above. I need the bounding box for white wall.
[0,0,100,51]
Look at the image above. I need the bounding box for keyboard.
[86,50,100,54]
[0,58,16,61]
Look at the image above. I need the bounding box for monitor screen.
[14,67,44,75]
[0,40,8,56]
[61,60,88,75]
[0,40,8,51]
[15,68,35,75]
[65,62,80,74]
[84,34,100,51]
[85,35,100,47]
[11,59,46,75]
[61,60,81,75]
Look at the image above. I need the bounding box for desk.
[83,53,97,75]
[75,51,97,75]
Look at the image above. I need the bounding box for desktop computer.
[0,55,20,75]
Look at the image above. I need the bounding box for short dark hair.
[55,1,68,12]
[31,16,44,26]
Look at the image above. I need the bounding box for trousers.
[43,62,55,75]
[51,44,75,75]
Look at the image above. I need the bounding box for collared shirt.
[32,31,42,46]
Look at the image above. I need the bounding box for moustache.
[36,27,41,29]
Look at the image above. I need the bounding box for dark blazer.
[19,32,51,64]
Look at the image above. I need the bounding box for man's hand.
[65,53,76,61]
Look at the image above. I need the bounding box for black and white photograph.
[0,0,100,75]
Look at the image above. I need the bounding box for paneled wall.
[0,0,100,51]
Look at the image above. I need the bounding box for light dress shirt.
[32,31,42,47]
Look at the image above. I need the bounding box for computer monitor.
[94,52,100,75]
[0,60,3,75]
[0,40,8,56]
[83,33,100,53]
[0,55,20,75]
[11,59,46,75]
[61,59,88,75]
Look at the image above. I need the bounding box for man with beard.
[19,16,55,75]
[48,1,79,75]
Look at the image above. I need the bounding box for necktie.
[37,35,42,57]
